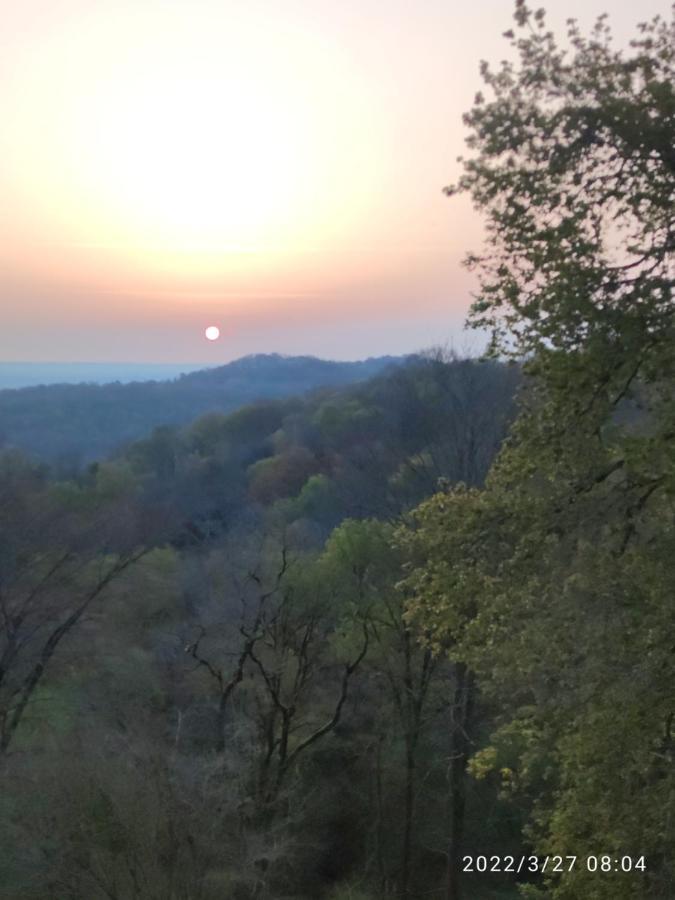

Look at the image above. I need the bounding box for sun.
[205,326,220,342]
[3,7,386,284]
[78,65,310,255]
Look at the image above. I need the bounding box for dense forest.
[0,352,520,899]
[1,5,674,899]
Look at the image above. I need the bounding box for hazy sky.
[0,0,669,363]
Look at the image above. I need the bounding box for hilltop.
[0,353,409,464]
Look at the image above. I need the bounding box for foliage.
[449,3,674,363]
[2,5,672,898]
[404,5,675,898]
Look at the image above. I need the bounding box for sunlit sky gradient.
[1,0,668,363]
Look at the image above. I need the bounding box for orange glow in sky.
[0,0,666,363]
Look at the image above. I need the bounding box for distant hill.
[0,353,409,464]
[0,361,207,390]
[116,354,520,537]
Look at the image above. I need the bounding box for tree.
[0,452,152,754]
[185,532,368,809]
[450,1,674,367]
[401,487,501,900]
[406,5,675,898]
[325,518,461,898]
[247,447,320,505]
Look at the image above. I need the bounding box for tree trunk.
[374,736,387,895]
[401,737,416,897]
[446,663,473,900]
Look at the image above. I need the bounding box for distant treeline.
[0,353,407,464]
[0,361,206,391]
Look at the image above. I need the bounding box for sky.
[0,0,669,364]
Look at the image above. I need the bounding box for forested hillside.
[0,4,673,900]
[0,353,405,465]
[0,353,520,899]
